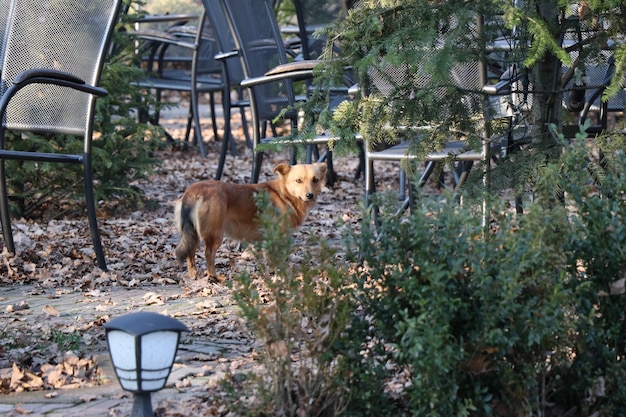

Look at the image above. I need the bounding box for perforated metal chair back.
[194,12,223,79]
[363,13,503,224]
[220,0,296,121]
[1,1,119,135]
[0,1,10,62]
[202,0,245,87]
[366,39,487,136]
[0,0,122,270]
[293,0,347,60]
[561,6,625,127]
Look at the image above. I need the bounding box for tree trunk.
[531,1,563,159]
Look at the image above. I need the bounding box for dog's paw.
[208,273,227,284]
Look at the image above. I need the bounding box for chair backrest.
[367,49,486,128]
[1,0,121,136]
[0,1,10,62]
[293,0,346,60]
[561,6,625,117]
[201,0,245,87]
[220,0,296,121]
[362,13,496,152]
[191,10,223,79]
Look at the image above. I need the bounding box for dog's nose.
[305,192,314,200]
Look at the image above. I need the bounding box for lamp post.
[103,311,189,417]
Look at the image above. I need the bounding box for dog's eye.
[296,178,303,184]
[313,178,319,183]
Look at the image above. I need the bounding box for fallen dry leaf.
[43,305,61,317]
[5,301,29,313]
[143,291,165,305]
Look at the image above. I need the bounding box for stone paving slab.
[0,282,255,416]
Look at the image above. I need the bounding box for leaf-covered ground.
[1,110,374,288]
[0,107,408,413]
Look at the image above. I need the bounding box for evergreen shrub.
[227,128,626,416]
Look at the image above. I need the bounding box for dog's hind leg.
[203,237,222,281]
[175,199,201,279]
[197,201,226,281]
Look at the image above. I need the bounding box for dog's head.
[274,163,327,203]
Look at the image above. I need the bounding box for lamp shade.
[103,312,189,393]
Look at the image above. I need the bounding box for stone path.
[0,96,368,416]
[0,283,256,416]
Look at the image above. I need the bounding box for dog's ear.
[273,163,291,176]
[314,163,328,179]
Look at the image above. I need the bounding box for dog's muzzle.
[304,192,314,201]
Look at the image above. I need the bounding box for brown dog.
[174,163,327,281]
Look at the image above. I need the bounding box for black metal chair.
[293,0,347,61]
[362,16,525,222]
[220,0,351,184]
[0,0,123,271]
[131,10,223,158]
[202,0,252,180]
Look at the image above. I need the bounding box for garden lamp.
[103,311,189,417]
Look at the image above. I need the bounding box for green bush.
[558,131,626,417]
[226,126,626,416]
[351,127,626,416]
[225,191,372,417]
[355,187,575,416]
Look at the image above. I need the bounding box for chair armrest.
[166,25,197,38]
[240,60,322,88]
[348,83,360,98]
[215,50,239,62]
[264,60,321,76]
[482,80,512,95]
[482,66,523,95]
[15,68,85,85]
[129,29,196,50]
[240,71,312,88]
[131,13,198,25]
[12,68,107,97]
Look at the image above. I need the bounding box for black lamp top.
[103,311,189,336]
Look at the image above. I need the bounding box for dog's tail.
[174,198,200,263]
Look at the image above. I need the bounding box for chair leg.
[417,160,437,188]
[453,161,473,188]
[237,95,251,149]
[210,92,219,142]
[216,88,239,180]
[0,159,16,254]
[399,170,406,200]
[223,90,237,157]
[191,88,208,158]
[215,99,231,181]
[325,151,336,187]
[364,155,383,233]
[83,158,107,271]
[215,132,229,180]
[305,144,313,163]
[353,142,365,182]
[364,154,375,209]
[184,109,193,144]
[251,151,263,183]
[290,147,298,165]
